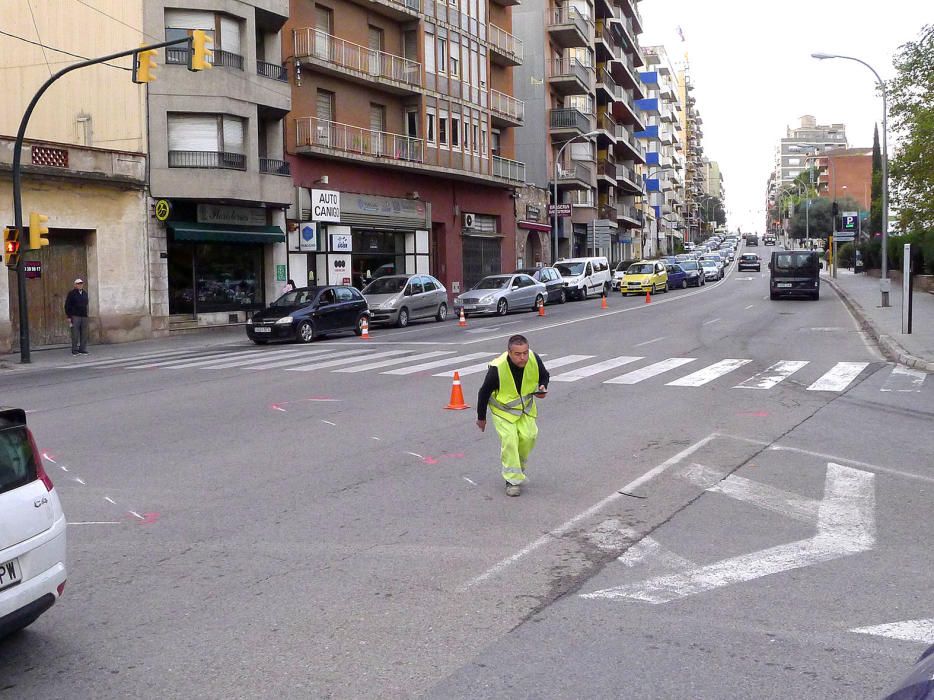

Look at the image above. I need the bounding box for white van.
[554,257,612,300]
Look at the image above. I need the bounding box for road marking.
[551,356,643,382]
[462,477,477,486]
[806,362,869,392]
[382,352,492,375]
[702,318,721,325]
[582,462,875,603]
[605,358,696,385]
[128,511,145,520]
[851,619,934,644]
[321,420,337,426]
[462,433,720,589]
[202,347,336,370]
[666,359,752,387]
[69,521,121,526]
[633,336,667,348]
[130,348,273,369]
[286,350,410,372]
[618,536,696,570]
[406,452,424,459]
[744,305,755,310]
[250,348,374,370]
[104,496,116,504]
[734,360,809,390]
[880,365,926,392]
[57,347,229,369]
[334,350,455,373]
[433,354,593,378]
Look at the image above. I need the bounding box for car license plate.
[254,326,272,333]
[777,282,792,288]
[0,558,21,590]
[465,305,477,311]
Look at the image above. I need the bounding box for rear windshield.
[680,261,699,270]
[741,254,758,260]
[0,427,38,495]
[773,252,819,272]
[556,263,585,276]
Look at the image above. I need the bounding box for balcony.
[166,48,243,70]
[599,202,618,221]
[594,21,618,62]
[636,97,660,116]
[547,58,594,97]
[490,89,525,127]
[489,24,523,66]
[596,111,619,145]
[168,150,246,170]
[549,108,594,139]
[491,0,520,7]
[492,155,526,184]
[614,124,646,163]
[610,51,643,96]
[292,28,421,94]
[257,60,288,82]
[597,157,618,184]
[617,163,643,194]
[356,0,422,20]
[596,67,621,103]
[611,87,646,130]
[556,158,594,190]
[617,204,642,227]
[546,5,592,49]
[259,158,290,176]
[295,117,423,163]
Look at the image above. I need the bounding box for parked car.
[676,259,705,286]
[362,274,448,328]
[620,261,668,296]
[516,267,567,304]
[454,274,546,316]
[700,259,722,281]
[701,253,726,273]
[746,235,759,247]
[1,407,67,639]
[611,259,639,291]
[666,263,690,290]
[246,286,369,343]
[769,250,822,300]
[555,257,612,300]
[738,253,761,272]
[718,247,735,262]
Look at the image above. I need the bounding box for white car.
[555,257,612,300]
[0,408,67,638]
[699,259,722,281]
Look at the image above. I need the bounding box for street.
[2,251,932,699]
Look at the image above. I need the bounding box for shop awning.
[168,222,285,244]
[518,220,552,232]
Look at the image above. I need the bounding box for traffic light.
[133,47,158,84]
[3,228,21,269]
[188,30,213,71]
[28,212,50,250]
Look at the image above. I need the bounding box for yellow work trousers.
[492,412,539,485]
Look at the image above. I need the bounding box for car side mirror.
[767,262,772,270]
[513,282,521,289]
[404,287,412,296]
[819,262,824,269]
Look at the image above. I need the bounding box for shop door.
[461,236,501,290]
[8,232,87,348]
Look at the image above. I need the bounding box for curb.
[824,275,934,373]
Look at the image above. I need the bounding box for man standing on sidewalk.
[65,278,89,355]
[476,335,550,497]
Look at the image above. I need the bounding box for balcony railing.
[550,108,592,132]
[168,150,246,170]
[295,117,424,163]
[557,159,594,183]
[257,60,288,82]
[598,159,618,180]
[166,47,244,70]
[293,28,422,88]
[492,155,526,183]
[599,111,619,134]
[490,89,525,122]
[547,5,593,40]
[259,158,290,176]
[488,24,523,62]
[548,57,594,86]
[615,125,645,159]
[599,203,618,220]
[618,164,642,187]
[619,204,642,222]
[597,67,620,99]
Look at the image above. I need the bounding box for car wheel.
[558,289,567,304]
[681,279,688,289]
[579,286,588,301]
[770,291,779,300]
[603,282,611,297]
[496,298,508,316]
[396,307,410,328]
[296,320,315,343]
[811,290,820,300]
[533,294,544,311]
[435,303,448,322]
[251,338,268,345]
[354,314,368,336]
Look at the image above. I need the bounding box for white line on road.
[881,365,926,392]
[383,352,493,375]
[633,336,667,348]
[285,350,410,372]
[73,477,86,485]
[130,348,271,369]
[806,362,869,392]
[550,356,643,382]
[666,359,752,387]
[618,536,695,571]
[69,521,121,526]
[251,347,374,370]
[334,350,455,373]
[744,305,755,310]
[128,511,145,520]
[462,477,477,486]
[406,452,424,459]
[604,357,696,385]
[851,619,934,644]
[734,360,809,390]
[202,347,336,370]
[321,420,337,426]
[433,354,592,378]
[104,496,116,504]
[702,318,721,325]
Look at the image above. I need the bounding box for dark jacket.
[64,289,89,318]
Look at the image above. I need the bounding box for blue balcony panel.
[653,205,661,220]
[646,151,660,166]
[634,124,659,140]
[639,71,658,86]
[636,97,660,115]
[645,178,661,192]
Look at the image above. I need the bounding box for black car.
[246,286,370,344]
[515,267,567,304]
[738,253,761,271]
[768,250,822,300]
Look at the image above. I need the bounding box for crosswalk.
[58,344,930,394]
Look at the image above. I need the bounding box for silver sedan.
[454,274,547,317]
[362,274,448,328]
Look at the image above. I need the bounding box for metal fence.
[293,29,421,88]
[295,117,424,163]
[168,150,246,170]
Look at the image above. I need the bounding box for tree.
[889,24,934,230]
[788,195,862,241]
[870,124,883,235]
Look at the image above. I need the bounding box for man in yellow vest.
[476,335,550,496]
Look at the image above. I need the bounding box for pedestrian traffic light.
[28,212,50,250]
[188,30,213,71]
[3,227,21,269]
[133,47,158,84]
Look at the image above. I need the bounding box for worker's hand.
[534,385,548,398]
[476,419,486,432]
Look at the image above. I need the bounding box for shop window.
[168,241,264,314]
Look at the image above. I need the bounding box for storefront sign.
[154,199,172,222]
[299,222,317,251]
[548,204,572,218]
[276,264,287,282]
[23,261,41,279]
[311,189,341,222]
[526,205,541,221]
[331,233,352,252]
[341,192,428,226]
[328,254,352,285]
[197,204,266,227]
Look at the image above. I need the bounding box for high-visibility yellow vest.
[488,351,540,423]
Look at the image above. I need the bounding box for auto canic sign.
[311,189,341,222]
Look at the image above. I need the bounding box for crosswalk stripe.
[285,350,410,372]
[130,346,281,369]
[806,362,870,392]
[248,347,374,370]
[383,352,494,375]
[540,354,597,371]
[60,347,233,368]
[551,356,643,383]
[880,365,927,393]
[334,351,455,373]
[434,361,492,377]
[201,347,339,370]
[604,357,696,385]
[734,361,809,390]
[432,353,595,378]
[666,359,753,387]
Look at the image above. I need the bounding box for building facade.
[677,60,704,242]
[815,147,872,211]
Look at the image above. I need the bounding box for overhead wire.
[25,0,53,76]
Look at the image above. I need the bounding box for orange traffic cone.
[601,294,608,310]
[538,300,546,317]
[444,371,470,410]
[360,317,371,339]
[458,308,467,327]
[645,289,652,304]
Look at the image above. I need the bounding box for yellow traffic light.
[133,47,158,84]
[3,227,21,269]
[189,30,213,71]
[29,212,50,250]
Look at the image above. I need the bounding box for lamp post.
[552,130,600,263]
[812,51,890,306]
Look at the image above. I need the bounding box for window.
[480,126,487,156]
[406,109,418,139]
[451,115,460,150]
[439,112,448,146]
[316,90,334,145]
[167,113,245,168]
[491,128,500,156]
[437,38,447,74]
[0,426,37,496]
[472,123,479,154]
[426,108,436,144]
[315,5,333,32]
[424,32,436,73]
[164,9,215,65]
[408,278,425,295]
[336,287,354,302]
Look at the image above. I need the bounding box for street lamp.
[552,130,601,263]
[811,51,890,306]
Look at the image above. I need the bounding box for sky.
[638,0,930,234]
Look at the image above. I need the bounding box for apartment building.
[815,147,871,211]
[0,0,292,350]
[677,61,703,242]
[283,0,525,294]
[513,0,646,263]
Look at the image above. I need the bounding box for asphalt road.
[2,246,932,699]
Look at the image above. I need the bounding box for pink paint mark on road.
[42,452,57,464]
[738,411,770,417]
[270,404,287,412]
[138,512,161,525]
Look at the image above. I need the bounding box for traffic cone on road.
[458,309,467,327]
[538,300,546,317]
[645,289,652,304]
[360,317,371,339]
[444,372,470,410]
[601,294,608,310]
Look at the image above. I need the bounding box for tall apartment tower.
[284,0,526,293]
[677,60,704,242]
[513,0,646,262]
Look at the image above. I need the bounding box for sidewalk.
[824,268,934,371]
